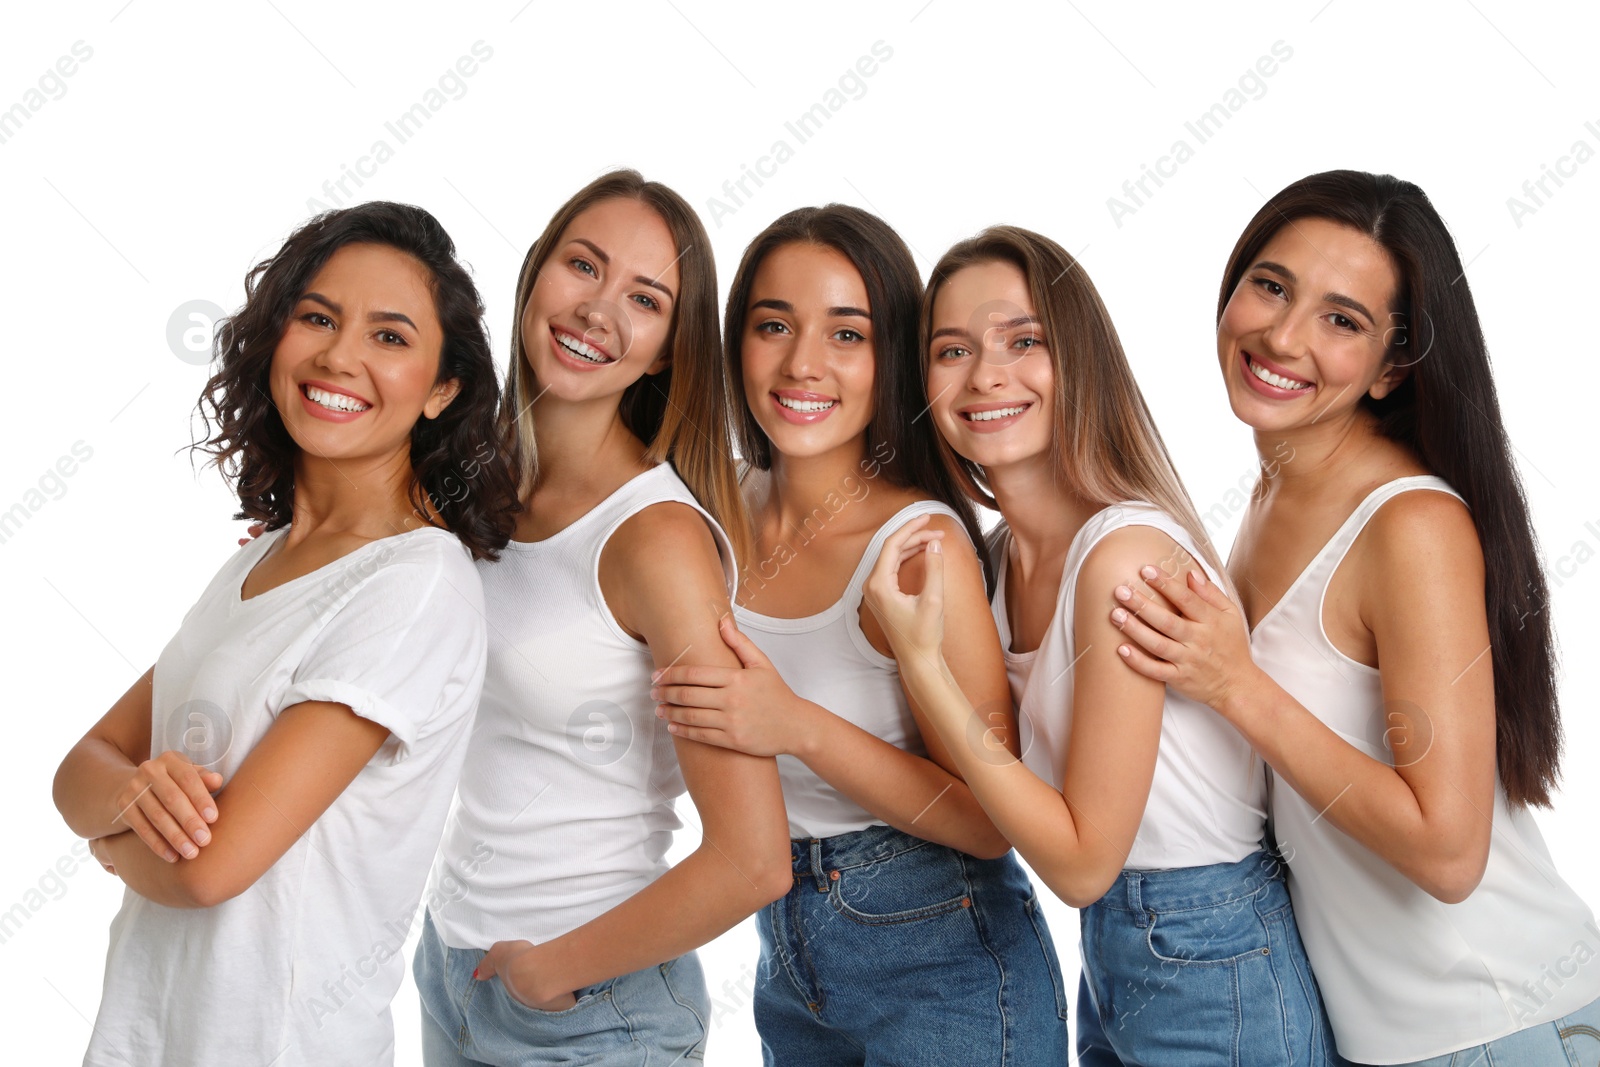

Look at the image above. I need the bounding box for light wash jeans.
[413,910,709,1066]
[1077,848,1342,1065]
[1390,994,1600,1066]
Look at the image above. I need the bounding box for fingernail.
[180,843,197,859]
[472,967,480,980]
[650,669,663,682]
[1114,585,1132,601]
[648,687,659,700]
[1112,608,1128,624]
[165,850,178,863]
[203,807,217,821]
[1118,645,1131,657]
[654,705,665,718]
[1140,566,1160,580]
[930,539,941,555]
[195,829,211,846]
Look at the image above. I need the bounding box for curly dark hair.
[193,201,519,561]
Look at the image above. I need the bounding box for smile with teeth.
[1246,354,1312,391]
[963,404,1029,422]
[555,331,614,364]
[303,384,370,412]
[776,395,836,413]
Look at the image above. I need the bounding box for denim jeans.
[1389,994,1600,1066]
[413,910,709,1066]
[1077,848,1342,1066]
[754,824,1071,1066]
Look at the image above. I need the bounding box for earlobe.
[425,378,462,419]
[1369,364,1409,401]
[645,353,672,377]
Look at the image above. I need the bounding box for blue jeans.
[1390,994,1600,1065]
[754,824,1071,1066]
[413,910,709,1066]
[1077,848,1342,1066]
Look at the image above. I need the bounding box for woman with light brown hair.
[863,226,1339,1063]
[411,169,790,1065]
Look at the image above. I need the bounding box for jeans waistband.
[788,824,956,889]
[1094,848,1284,916]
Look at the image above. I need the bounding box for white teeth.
[776,395,836,413]
[556,332,612,364]
[1247,356,1311,391]
[304,385,370,412]
[966,404,1028,422]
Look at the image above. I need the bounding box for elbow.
[963,827,1014,863]
[174,861,251,909]
[1043,864,1120,910]
[1418,850,1489,906]
[753,853,795,907]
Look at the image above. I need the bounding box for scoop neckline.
[234,523,447,605]
[499,464,667,553]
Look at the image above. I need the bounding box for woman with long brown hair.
[412,170,791,1065]
[863,225,1339,1063]
[1106,170,1600,1065]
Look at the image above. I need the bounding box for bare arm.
[90,699,391,907]
[483,502,792,1006]
[865,519,1172,906]
[1115,492,1496,902]
[54,667,223,860]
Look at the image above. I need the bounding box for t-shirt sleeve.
[275,540,487,767]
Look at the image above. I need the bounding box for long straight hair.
[500,170,751,567]
[922,226,1230,590]
[1218,169,1560,807]
[722,204,991,593]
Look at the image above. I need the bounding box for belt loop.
[1127,871,1148,928]
[809,838,829,893]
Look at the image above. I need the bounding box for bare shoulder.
[606,501,722,583]
[1078,523,1191,594]
[1363,487,1482,584]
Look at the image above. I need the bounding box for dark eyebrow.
[929,314,1039,342]
[570,237,675,302]
[828,306,871,319]
[748,298,869,319]
[1250,261,1375,326]
[301,293,417,331]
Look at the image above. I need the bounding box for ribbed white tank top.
[734,500,954,839]
[992,501,1267,871]
[1253,475,1600,1062]
[426,463,737,948]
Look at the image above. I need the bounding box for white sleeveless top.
[735,500,952,839]
[1253,475,1600,1063]
[426,463,737,948]
[991,502,1266,871]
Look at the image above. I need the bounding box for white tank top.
[1253,475,1600,1063]
[427,463,737,948]
[992,502,1266,870]
[735,501,951,839]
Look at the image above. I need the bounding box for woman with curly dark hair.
[54,201,517,1067]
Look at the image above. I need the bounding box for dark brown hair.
[194,201,519,560]
[723,204,991,592]
[501,170,751,568]
[1218,169,1560,807]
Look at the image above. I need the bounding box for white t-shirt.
[85,525,486,1067]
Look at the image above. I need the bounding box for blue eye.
[571,257,597,276]
[935,345,970,361]
[632,292,661,312]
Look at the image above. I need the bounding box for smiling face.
[740,242,878,461]
[269,242,456,463]
[519,196,679,405]
[925,259,1054,471]
[1216,216,1407,434]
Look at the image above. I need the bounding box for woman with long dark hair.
[412,170,791,1065]
[653,205,1070,1064]
[1106,169,1600,1064]
[54,201,518,1065]
[861,225,1339,1063]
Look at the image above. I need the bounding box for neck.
[530,391,650,495]
[285,446,420,544]
[986,452,1102,577]
[763,437,871,534]
[1251,402,1389,501]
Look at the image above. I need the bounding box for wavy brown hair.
[1218,169,1561,807]
[922,226,1231,591]
[193,201,519,560]
[501,170,751,568]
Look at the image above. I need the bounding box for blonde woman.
[863,227,1339,1064]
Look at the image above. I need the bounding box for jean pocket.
[659,956,709,1061]
[1023,887,1071,1021]
[495,975,616,1019]
[828,841,974,926]
[1145,889,1274,966]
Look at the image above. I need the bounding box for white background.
[3,2,1598,1063]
